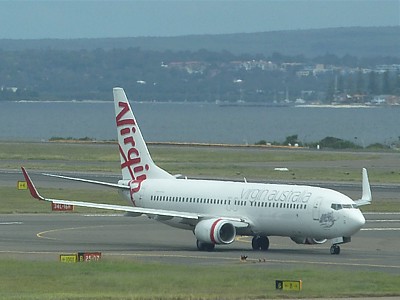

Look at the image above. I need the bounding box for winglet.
[21,167,45,201]
[355,168,372,207]
[361,168,372,202]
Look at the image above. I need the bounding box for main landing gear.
[196,240,215,252]
[252,235,269,251]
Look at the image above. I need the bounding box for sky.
[0,0,399,39]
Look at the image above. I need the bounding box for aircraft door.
[312,197,323,220]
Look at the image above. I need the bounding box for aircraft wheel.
[205,243,215,252]
[252,235,269,251]
[252,236,261,250]
[259,236,270,251]
[330,245,340,255]
[196,240,215,252]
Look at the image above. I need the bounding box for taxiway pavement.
[0,213,399,274]
[1,166,399,273]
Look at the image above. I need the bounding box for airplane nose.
[348,211,365,234]
[355,212,365,227]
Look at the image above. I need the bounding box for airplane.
[22,87,372,255]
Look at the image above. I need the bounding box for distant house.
[1,86,18,92]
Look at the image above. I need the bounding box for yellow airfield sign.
[60,254,78,263]
[275,280,302,291]
[17,181,28,190]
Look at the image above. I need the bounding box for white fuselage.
[120,178,365,240]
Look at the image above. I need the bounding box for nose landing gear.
[330,244,340,255]
[330,236,351,255]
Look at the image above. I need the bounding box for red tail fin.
[113,87,173,181]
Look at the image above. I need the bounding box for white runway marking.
[364,212,400,215]
[0,222,23,225]
[83,214,125,217]
[367,220,400,222]
[361,228,400,231]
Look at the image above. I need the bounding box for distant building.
[0,86,18,92]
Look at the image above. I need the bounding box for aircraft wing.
[21,167,249,228]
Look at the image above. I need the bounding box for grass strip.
[2,141,400,183]
[0,259,398,299]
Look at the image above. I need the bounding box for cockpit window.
[331,204,342,210]
[331,203,356,210]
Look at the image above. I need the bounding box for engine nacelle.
[290,237,328,245]
[194,218,236,245]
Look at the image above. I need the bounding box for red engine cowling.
[290,237,328,245]
[194,218,236,245]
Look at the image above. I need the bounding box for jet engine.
[194,218,236,244]
[290,237,328,245]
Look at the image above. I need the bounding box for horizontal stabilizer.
[42,172,129,189]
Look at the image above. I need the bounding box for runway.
[0,212,399,273]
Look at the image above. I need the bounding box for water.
[1,101,399,146]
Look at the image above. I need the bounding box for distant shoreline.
[6,100,400,108]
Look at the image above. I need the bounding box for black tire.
[197,240,215,251]
[259,236,270,251]
[252,236,261,250]
[197,240,205,251]
[205,243,215,252]
[330,245,340,255]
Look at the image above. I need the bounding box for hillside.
[1,26,399,102]
[1,27,399,57]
